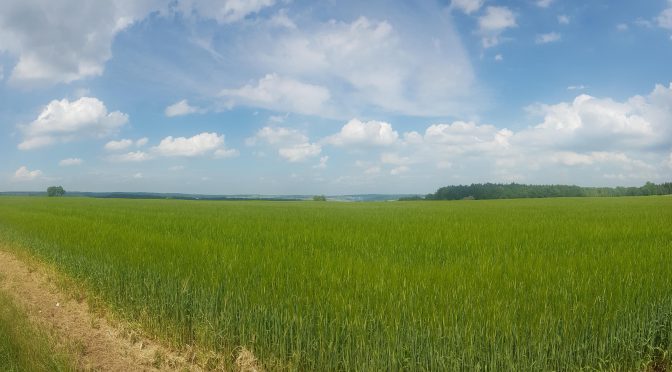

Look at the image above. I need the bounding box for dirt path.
[0,248,203,371]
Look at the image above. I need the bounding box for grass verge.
[0,290,74,371]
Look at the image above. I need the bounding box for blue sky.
[1,0,671,195]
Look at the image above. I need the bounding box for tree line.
[405,181,672,201]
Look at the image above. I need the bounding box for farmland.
[0,196,671,370]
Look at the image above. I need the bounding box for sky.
[1,0,671,195]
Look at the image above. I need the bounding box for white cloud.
[105,138,147,151]
[176,0,275,24]
[107,151,152,163]
[165,100,203,117]
[0,0,162,85]
[241,13,477,117]
[19,97,128,150]
[381,153,413,166]
[152,132,233,157]
[105,139,133,151]
[248,126,309,146]
[450,0,483,14]
[0,0,274,86]
[390,165,410,176]
[59,158,83,166]
[478,7,517,48]
[616,23,629,31]
[314,156,329,169]
[567,85,586,91]
[278,143,322,162]
[558,15,570,25]
[248,126,322,162]
[551,152,653,169]
[214,148,240,158]
[423,121,512,155]
[536,32,561,44]
[12,166,42,181]
[495,54,503,62]
[361,82,672,183]
[325,119,399,147]
[268,9,296,29]
[221,74,332,117]
[535,0,554,8]
[517,84,672,152]
[658,6,672,29]
[133,172,143,179]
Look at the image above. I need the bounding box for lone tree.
[312,195,327,201]
[47,186,65,197]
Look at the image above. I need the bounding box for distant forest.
[407,181,672,201]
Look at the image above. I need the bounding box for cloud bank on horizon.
[0,0,671,194]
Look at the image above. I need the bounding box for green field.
[0,196,671,370]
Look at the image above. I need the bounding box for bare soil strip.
[0,248,204,371]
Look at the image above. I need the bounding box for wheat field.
[0,196,670,370]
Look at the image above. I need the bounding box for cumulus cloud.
[165,100,203,117]
[59,158,83,166]
[278,143,322,162]
[517,84,672,152]
[536,32,561,44]
[105,138,148,151]
[152,132,229,157]
[0,0,162,85]
[350,83,672,185]
[12,166,42,181]
[176,0,275,24]
[450,0,483,14]
[108,133,237,162]
[107,151,152,163]
[221,74,332,117]
[248,126,322,162]
[424,122,511,149]
[325,119,399,147]
[18,97,128,150]
[658,4,672,29]
[558,15,570,25]
[105,139,133,151]
[478,6,517,48]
